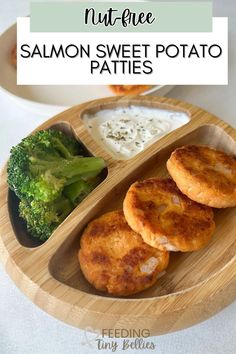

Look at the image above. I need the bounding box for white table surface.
[0,1,236,353]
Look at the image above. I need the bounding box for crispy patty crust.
[78,210,169,296]
[167,145,236,208]
[123,178,215,252]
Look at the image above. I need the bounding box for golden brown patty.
[123,178,215,252]
[78,211,169,296]
[167,145,236,208]
[109,85,152,95]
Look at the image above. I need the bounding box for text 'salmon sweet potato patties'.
[78,211,169,296]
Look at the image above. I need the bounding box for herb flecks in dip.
[83,106,189,160]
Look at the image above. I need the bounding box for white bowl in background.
[0,23,175,116]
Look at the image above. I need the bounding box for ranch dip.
[83,106,189,160]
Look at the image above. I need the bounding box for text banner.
[30,1,212,32]
[18,17,228,85]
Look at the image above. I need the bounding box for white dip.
[83,106,189,160]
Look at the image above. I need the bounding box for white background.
[17,17,228,85]
[0,1,236,354]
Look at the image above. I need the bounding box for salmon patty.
[109,85,152,95]
[167,145,236,208]
[78,210,169,296]
[123,178,215,252]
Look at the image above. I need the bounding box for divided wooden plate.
[0,96,236,335]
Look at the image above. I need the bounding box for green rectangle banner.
[30,1,212,33]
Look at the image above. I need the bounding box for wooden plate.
[0,96,236,335]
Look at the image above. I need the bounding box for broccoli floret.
[19,178,99,241]
[7,129,106,202]
[19,197,73,241]
[7,129,106,241]
[64,177,100,205]
[21,129,84,159]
